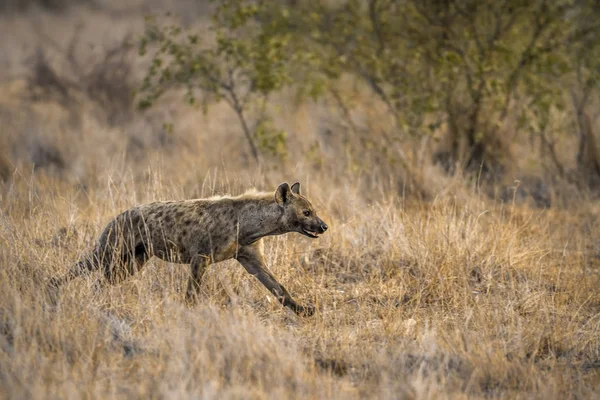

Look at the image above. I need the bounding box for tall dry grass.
[1,166,599,399]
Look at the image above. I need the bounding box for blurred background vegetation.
[1,0,599,205]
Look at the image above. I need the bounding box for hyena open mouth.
[301,228,320,238]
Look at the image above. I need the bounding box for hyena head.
[275,182,328,239]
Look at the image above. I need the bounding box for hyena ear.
[290,181,301,195]
[275,182,292,207]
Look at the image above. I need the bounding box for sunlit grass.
[1,168,599,399]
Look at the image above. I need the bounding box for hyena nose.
[320,223,328,232]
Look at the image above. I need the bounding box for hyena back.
[49,182,328,316]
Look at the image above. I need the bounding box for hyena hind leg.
[102,243,150,286]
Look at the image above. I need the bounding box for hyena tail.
[47,253,99,292]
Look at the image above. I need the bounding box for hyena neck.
[237,197,287,245]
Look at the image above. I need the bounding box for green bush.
[139,0,600,186]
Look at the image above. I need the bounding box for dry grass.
[1,2,600,399]
[1,168,599,399]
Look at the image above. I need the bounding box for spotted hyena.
[49,182,328,316]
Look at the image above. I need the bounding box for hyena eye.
[303,210,311,217]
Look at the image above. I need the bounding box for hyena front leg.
[235,244,315,317]
[185,254,211,304]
